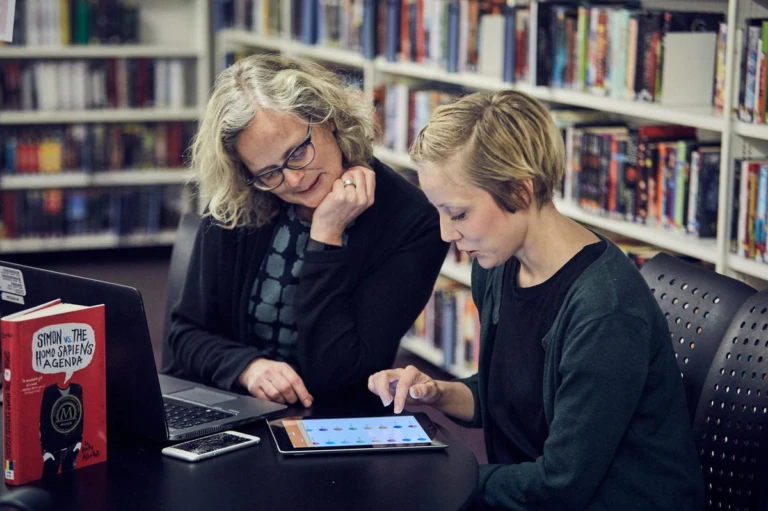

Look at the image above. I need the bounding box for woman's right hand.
[239,358,313,407]
[367,365,441,414]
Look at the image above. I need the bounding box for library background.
[2,0,767,463]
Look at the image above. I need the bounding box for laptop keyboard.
[163,400,234,430]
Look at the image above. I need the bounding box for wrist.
[239,358,262,387]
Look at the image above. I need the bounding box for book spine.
[2,320,17,484]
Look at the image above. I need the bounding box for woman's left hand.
[310,166,376,246]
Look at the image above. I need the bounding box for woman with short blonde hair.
[370,90,704,510]
[167,54,447,407]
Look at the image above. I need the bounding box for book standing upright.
[1,299,107,485]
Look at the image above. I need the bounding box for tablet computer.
[267,413,449,455]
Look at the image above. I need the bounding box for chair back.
[160,212,201,373]
[692,290,768,510]
[640,253,755,422]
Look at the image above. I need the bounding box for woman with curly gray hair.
[165,54,447,407]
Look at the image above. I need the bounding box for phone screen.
[174,432,253,455]
[282,416,431,448]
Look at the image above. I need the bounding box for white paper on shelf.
[0,0,16,42]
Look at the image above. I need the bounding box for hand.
[239,358,314,407]
[367,365,441,414]
[310,166,376,246]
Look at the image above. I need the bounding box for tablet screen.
[285,416,430,448]
[268,413,448,454]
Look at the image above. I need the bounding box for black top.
[247,205,313,366]
[487,240,605,464]
[165,159,449,396]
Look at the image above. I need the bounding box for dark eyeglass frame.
[244,122,315,191]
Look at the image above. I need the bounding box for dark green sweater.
[456,237,705,510]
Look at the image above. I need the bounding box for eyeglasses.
[244,122,316,191]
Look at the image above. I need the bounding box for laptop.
[0,260,287,442]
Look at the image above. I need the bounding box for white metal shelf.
[400,337,475,379]
[290,41,370,69]
[516,84,726,132]
[374,58,507,90]
[1,169,195,189]
[732,120,768,141]
[0,45,202,59]
[441,259,472,287]
[218,29,368,68]
[0,108,202,124]
[218,29,287,52]
[554,199,718,263]
[0,230,177,253]
[727,255,768,281]
[374,146,413,168]
[373,59,726,132]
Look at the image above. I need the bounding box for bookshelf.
[0,108,201,125]
[212,0,768,377]
[0,0,210,253]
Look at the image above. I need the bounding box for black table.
[0,391,479,511]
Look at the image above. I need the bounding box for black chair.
[160,211,201,373]
[0,488,51,511]
[640,253,756,422]
[692,290,768,510]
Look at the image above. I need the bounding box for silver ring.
[343,179,357,188]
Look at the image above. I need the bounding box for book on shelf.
[3,0,138,46]
[0,122,195,175]
[0,0,16,43]
[733,159,768,262]
[0,58,190,112]
[0,185,184,241]
[1,299,106,485]
[409,276,479,373]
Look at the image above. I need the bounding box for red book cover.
[2,299,107,485]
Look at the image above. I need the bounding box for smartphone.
[161,431,260,462]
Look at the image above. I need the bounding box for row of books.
[2,0,139,46]
[737,18,768,125]
[733,159,768,263]
[523,5,723,107]
[213,0,283,37]
[564,124,721,238]
[408,277,480,373]
[0,122,195,174]
[0,186,185,240]
[0,58,190,111]
[374,85,459,154]
[224,0,726,110]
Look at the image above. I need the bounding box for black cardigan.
[165,159,449,395]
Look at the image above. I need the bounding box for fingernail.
[303,399,312,407]
[410,388,420,399]
[382,396,392,407]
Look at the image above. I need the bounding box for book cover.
[2,299,106,485]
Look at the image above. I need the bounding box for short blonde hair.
[410,89,564,211]
[192,54,375,229]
